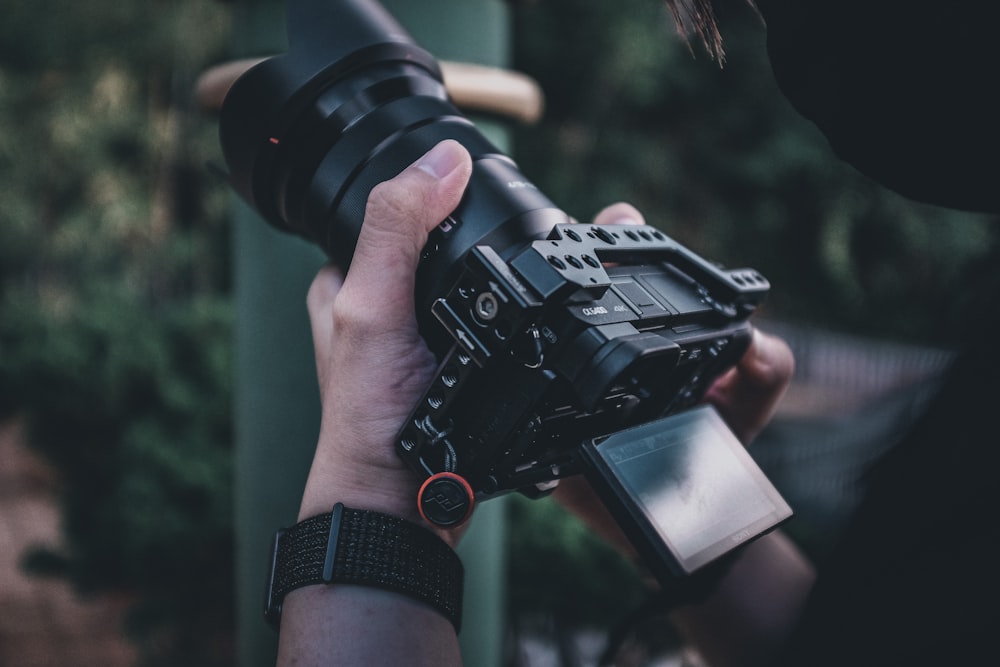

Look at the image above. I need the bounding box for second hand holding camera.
[220,0,791,589]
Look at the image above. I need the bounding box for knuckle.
[331,289,380,338]
[362,180,427,252]
[366,178,417,224]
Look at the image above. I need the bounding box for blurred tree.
[0,1,234,665]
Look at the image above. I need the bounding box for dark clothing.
[757,0,1000,215]
[774,306,1000,665]
[750,2,1000,664]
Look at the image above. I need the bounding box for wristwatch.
[264,503,464,631]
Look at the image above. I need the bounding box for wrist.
[298,448,466,549]
[298,462,417,517]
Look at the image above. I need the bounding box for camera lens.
[219,0,570,351]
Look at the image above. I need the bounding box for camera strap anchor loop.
[418,472,475,527]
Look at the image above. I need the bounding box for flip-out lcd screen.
[581,405,792,579]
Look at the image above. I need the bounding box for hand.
[299,140,473,546]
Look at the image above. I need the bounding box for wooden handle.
[195,57,544,125]
[194,57,268,114]
[439,60,544,124]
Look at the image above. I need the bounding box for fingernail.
[416,140,463,179]
[614,217,643,226]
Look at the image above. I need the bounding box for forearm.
[278,584,462,666]
[669,530,815,667]
[275,467,465,666]
[276,433,465,666]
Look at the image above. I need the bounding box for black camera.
[220,0,790,586]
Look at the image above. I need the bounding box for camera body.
[220,0,788,580]
[400,222,767,504]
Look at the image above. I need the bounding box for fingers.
[336,140,473,328]
[591,202,646,227]
[703,328,795,444]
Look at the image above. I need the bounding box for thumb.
[340,140,473,317]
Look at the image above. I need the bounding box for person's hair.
[664,0,746,62]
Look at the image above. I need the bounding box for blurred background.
[0,1,995,666]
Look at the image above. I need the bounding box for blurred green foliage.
[1,290,234,664]
[1,1,998,665]
[0,0,234,665]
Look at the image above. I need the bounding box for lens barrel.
[219,0,568,336]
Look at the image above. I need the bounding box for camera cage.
[397,221,770,501]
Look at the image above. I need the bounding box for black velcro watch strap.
[264,503,463,632]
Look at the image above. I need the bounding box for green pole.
[229,2,511,666]
[229,4,314,666]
